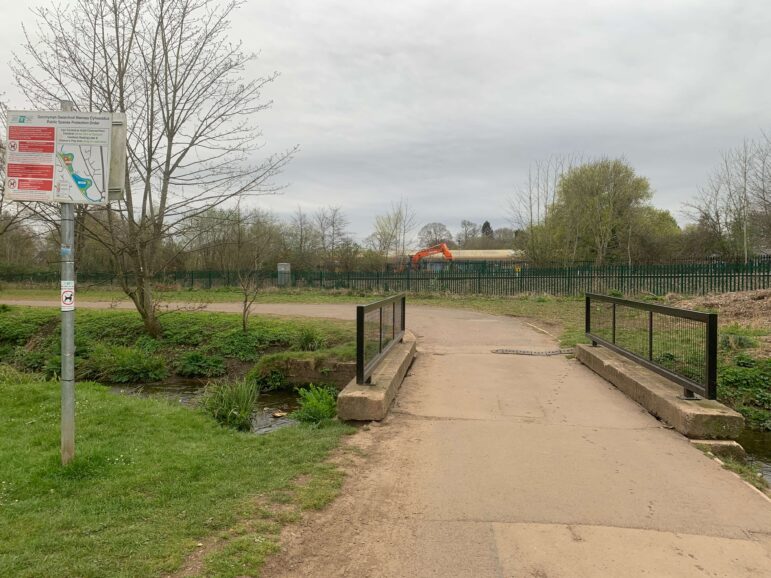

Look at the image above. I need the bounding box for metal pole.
[59,100,76,465]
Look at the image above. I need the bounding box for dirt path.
[5,299,771,576]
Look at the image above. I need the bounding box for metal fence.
[585,293,718,399]
[356,294,406,385]
[3,259,771,296]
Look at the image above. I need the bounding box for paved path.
[5,299,771,576]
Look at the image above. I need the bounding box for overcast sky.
[2,0,770,240]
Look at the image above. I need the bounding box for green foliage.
[608,289,624,297]
[0,369,351,577]
[0,307,355,385]
[718,357,771,431]
[295,326,327,351]
[0,307,57,344]
[247,368,289,391]
[720,333,759,351]
[201,380,260,431]
[291,384,338,424]
[77,345,168,383]
[176,351,227,378]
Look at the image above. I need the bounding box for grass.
[0,365,353,577]
[291,385,338,424]
[0,307,356,386]
[720,457,769,492]
[201,379,261,431]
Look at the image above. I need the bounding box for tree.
[285,206,320,270]
[14,0,294,336]
[366,199,416,269]
[417,222,453,248]
[688,139,771,260]
[481,221,494,238]
[314,206,350,269]
[226,207,281,332]
[456,220,479,248]
[549,158,652,265]
[509,154,580,262]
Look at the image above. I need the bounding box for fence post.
[705,313,718,400]
[356,305,365,384]
[648,310,653,361]
[611,302,616,344]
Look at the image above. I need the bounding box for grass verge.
[0,366,353,577]
[0,307,356,387]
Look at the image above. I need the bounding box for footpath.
[260,304,771,577]
[5,299,771,576]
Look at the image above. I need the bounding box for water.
[737,430,771,484]
[110,379,300,434]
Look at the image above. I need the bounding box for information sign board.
[5,110,112,204]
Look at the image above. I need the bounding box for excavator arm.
[411,243,453,269]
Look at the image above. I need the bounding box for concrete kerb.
[337,331,417,422]
[575,344,744,440]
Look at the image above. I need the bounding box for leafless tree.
[226,207,280,331]
[417,222,453,248]
[366,199,416,269]
[509,154,580,262]
[13,0,294,336]
[314,206,350,268]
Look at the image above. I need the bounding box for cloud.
[2,0,771,239]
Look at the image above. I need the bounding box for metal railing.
[585,293,718,399]
[356,294,407,384]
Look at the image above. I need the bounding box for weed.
[77,345,168,383]
[176,351,227,378]
[291,384,337,424]
[720,457,769,491]
[295,326,327,351]
[201,379,260,431]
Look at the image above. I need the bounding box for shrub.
[246,367,289,391]
[176,351,226,378]
[720,333,758,351]
[201,380,260,431]
[291,384,337,424]
[78,345,168,383]
[295,326,327,352]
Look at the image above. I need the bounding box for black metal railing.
[585,293,718,399]
[356,294,407,384]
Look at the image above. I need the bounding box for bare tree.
[509,154,579,262]
[456,220,479,247]
[417,222,453,248]
[314,206,350,268]
[14,0,294,336]
[366,199,415,269]
[227,207,280,332]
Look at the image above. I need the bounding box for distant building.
[407,249,526,272]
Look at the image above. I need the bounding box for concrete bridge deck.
[5,299,771,576]
[257,304,771,577]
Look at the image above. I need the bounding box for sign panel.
[5,111,112,204]
[60,280,75,311]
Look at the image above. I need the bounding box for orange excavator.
[409,243,453,270]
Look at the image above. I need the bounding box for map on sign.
[4,111,112,204]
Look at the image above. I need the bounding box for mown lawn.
[0,366,352,577]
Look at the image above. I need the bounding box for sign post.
[3,101,126,465]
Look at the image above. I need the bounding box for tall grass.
[201,380,260,431]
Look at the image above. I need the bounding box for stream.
[737,429,771,484]
[110,379,300,434]
[109,380,771,478]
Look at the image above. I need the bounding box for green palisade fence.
[2,260,770,296]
